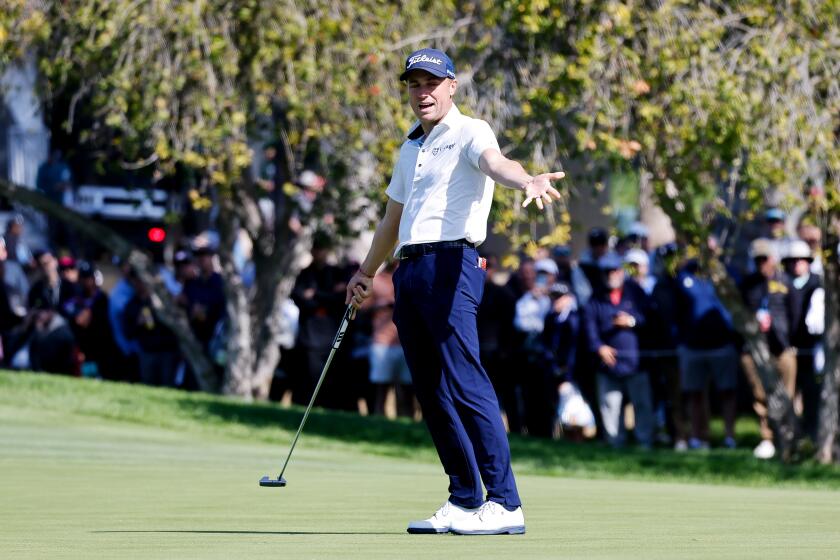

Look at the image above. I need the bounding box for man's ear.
[449,79,458,97]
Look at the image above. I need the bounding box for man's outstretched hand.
[522,171,565,210]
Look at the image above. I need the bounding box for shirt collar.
[407,104,463,140]
[793,273,810,290]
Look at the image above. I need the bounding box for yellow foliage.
[154,135,170,160]
[233,151,251,168]
[210,170,228,185]
[231,112,247,126]
[521,101,532,117]
[523,240,540,257]
[501,253,520,270]
[538,224,571,246]
[183,151,206,167]
[282,182,299,196]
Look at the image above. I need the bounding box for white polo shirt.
[385,105,500,255]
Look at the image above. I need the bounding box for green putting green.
[2,371,839,559]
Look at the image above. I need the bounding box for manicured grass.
[1,371,839,489]
[2,370,840,559]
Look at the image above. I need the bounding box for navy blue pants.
[392,246,521,509]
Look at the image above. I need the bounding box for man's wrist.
[358,267,376,278]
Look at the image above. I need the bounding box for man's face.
[311,248,329,267]
[197,254,214,274]
[39,253,57,275]
[798,224,821,250]
[628,262,648,279]
[61,267,79,283]
[177,261,197,281]
[606,268,625,290]
[767,219,785,238]
[786,258,810,278]
[405,71,456,125]
[755,256,776,278]
[81,275,97,293]
[519,262,536,290]
[534,271,554,292]
[591,242,608,259]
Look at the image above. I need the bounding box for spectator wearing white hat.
[625,248,655,295]
[616,222,651,258]
[513,258,557,334]
[626,247,680,447]
[512,257,558,437]
[796,220,823,277]
[740,238,796,459]
[781,239,823,439]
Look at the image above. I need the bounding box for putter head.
[259,475,287,488]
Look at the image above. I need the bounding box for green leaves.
[2,0,836,249]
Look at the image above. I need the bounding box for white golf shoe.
[449,500,526,535]
[406,501,478,534]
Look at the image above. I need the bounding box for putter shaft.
[273,304,354,483]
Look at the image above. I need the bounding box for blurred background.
[0,0,838,465]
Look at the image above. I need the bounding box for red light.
[147,227,166,243]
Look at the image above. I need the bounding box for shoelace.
[476,501,502,521]
[433,501,450,519]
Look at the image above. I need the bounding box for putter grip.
[332,305,353,349]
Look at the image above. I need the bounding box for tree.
[474,0,839,460]
[1,0,462,398]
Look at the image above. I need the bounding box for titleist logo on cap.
[408,54,443,67]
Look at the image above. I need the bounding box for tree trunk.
[214,173,314,400]
[703,253,799,460]
[249,246,309,400]
[817,230,840,463]
[0,179,219,391]
[215,192,258,398]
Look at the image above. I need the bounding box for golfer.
[345,47,564,535]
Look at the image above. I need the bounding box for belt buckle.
[399,245,417,260]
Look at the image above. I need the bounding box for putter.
[260,303,355,488]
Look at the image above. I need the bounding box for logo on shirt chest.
[431,143,456,157]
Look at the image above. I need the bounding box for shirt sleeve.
[384,153,406,203]
[462,119,500,169]
[806,287,825,335]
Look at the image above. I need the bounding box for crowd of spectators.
[260,207,828,462]
[0,213,227,390]
[3,194,828,460]
[462,211,826,459]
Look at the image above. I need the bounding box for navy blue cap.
[656,242,678,257]
[588,227,609,245]
[77,260,96,278]
[552,245,572,258]
[400,48,456,81]
[765,208,785,221]
[598,253,624,271]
